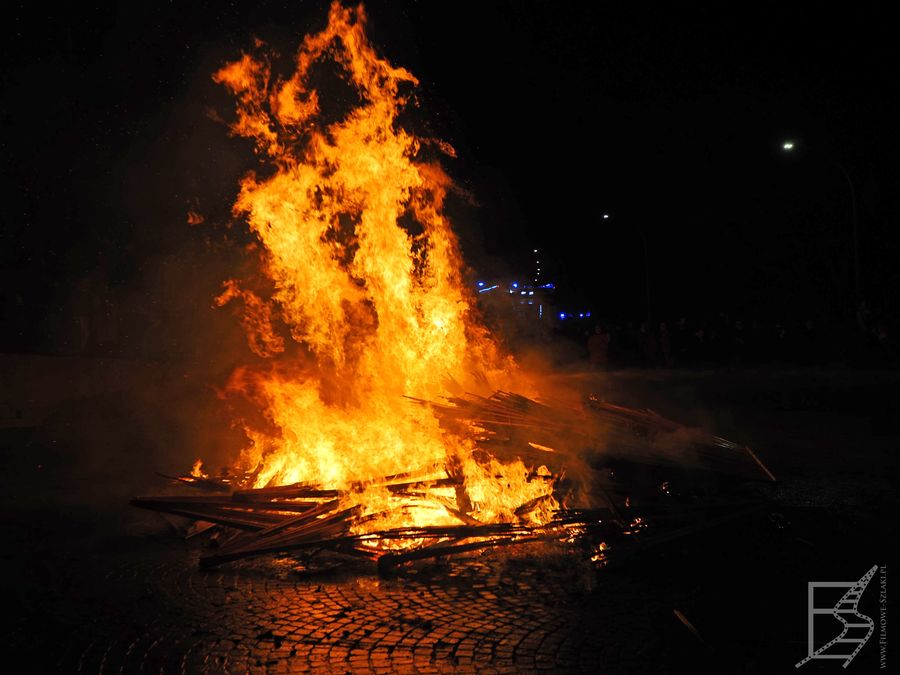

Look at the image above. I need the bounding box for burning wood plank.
[132,387,777,573]
[416,391,776,482]
[200,505,364,568]
[377,536,543,575]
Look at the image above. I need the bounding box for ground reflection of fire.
[132,2,774,573]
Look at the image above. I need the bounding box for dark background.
[2,0,898,356]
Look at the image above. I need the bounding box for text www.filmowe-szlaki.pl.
[879,565,887,669]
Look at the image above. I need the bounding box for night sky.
[2,1,898,354]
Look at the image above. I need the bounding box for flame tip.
[206,1,548,538]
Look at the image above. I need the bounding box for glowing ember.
[210,2,554,536]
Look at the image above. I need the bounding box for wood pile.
[132,392,775,572]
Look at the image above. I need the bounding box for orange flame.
[212,2,552,530]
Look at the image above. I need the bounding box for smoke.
[14,43,280,509]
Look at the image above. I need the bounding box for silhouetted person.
[606,323,621,366]
[689,325,707,365]
[857,300,871,333]
[587,325,610,369]
[672,316,690,366]
[658,321,672,368]
[639,321,658,367]
[710,311,733,364]
[800,319,818,365]
[773,322,788,362]
[732,319,746,365]
[748,319,763,363]
[622,322,639,367]
[873,323,895,363]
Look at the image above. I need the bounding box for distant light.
[477,281,485,287]
[559,312,566,320]
[602,213,610,219]
[533,249,538,253]
[782,141,795,151]
[512,282,518,289]
[579,313,584,318]
[478,284,499,294]
[528,291,534,296]
[539,304,543,319]
[520,291,526,295]
[586,311,591,317]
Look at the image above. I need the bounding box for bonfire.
[132,2,774,573]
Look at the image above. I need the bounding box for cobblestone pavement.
[4,517,643,673]
[2,369,897,673]
[5,480,893,674]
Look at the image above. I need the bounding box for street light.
[780,139,860,319]
[604,214,651,325]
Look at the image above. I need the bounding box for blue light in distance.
[559,312,566,320]
[478,284,499,294]
[477,281,485,287]
[512,282,518,289]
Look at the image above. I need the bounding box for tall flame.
[212,2,551,526]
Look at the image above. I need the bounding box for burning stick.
[130,498,291,530]
[377,536,542,575]
[215,498,342,552]
[199,505,364,568]
[155,472,232,493]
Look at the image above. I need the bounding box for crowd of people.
[585,312,896,369]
